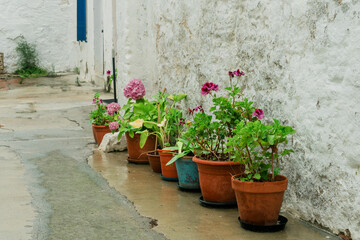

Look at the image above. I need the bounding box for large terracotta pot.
[125,133,156,164]
[193,156,244,204]
[92,124,111,145]
[232,174,288,226]
[147,151,161,173]
[158,149,178,180]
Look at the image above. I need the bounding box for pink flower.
[201,82,219,96]
[109,121,119,131]
[123,79,146,100]
[252,109,265,120]
[99,99,103,104]
[106,102,121,116]
[234,69,245,76]
[106,70,111,75]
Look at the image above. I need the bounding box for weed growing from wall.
[15,38,48,79]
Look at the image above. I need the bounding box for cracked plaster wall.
[0,0,77,73]
[116,0,360,238]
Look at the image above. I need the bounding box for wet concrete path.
[0,75,166,240]
[89,151,339,240]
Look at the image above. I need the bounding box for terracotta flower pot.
[147,151,161,173]
[125,133,156,164]
[193,156,244,204]
[158,149,178,180]
[231,174,288,226]
[92,124,111,145]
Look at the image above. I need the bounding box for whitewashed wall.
[0,0,78,73]
[115,0,360,238]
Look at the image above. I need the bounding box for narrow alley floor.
[0,75,165,240]
[0,75,339,240]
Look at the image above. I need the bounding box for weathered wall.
[116,0,360,238]
[0,0,78,73]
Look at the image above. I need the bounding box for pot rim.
[92,123,109,128]
[231,174,288,193]
[147,150,160,156]
[192,155,241,166]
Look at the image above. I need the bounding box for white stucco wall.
[0,0,78,73]
[115,0,360,238]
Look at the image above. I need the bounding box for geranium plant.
[227,118,296,182]
[183,69,258,161]
[89,92,112,126]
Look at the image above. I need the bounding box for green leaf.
[139,131,149,148]
[176,141,184,153]
[163,146,179,151]
[166,152,186,166]
[254,173,261,180]
[268,135,275,145]
[169,93,187,103]
[281,149,294,156]
[274,168,280,177]
[129,131,134,138]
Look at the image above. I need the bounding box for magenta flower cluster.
[201,82,219,96]
[252,109,265,120]
[106,70,111,75]
[188,105,204,115]
[229,69,245,78]
[178,118,185,126]
[123,79,146,100]
[109,121,119,131]
[92,97,103,104]
[106,102,121,116]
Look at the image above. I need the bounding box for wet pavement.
[0,75,339,240]
[0,75,165,240]
[89,150,339,240]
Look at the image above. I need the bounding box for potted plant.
[165,129,200,190]
[89,92,112,145]
[114,79,159,163]
[140,91,187,180]
[228,117,295,227]
[185,69,258,205]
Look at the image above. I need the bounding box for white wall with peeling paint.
[0,0,78,73]
[114,0,360,238]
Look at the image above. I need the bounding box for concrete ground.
[0,75,339,240]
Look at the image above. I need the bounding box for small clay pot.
[158,149,178,179]
[125,133,156,164]
[232,174,288,226]
[193,156,244,204]
[92,124,111,145]
[147,151,161,173]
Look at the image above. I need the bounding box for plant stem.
[245,145,252,164]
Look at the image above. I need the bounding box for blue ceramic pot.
[175,156,200,190]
